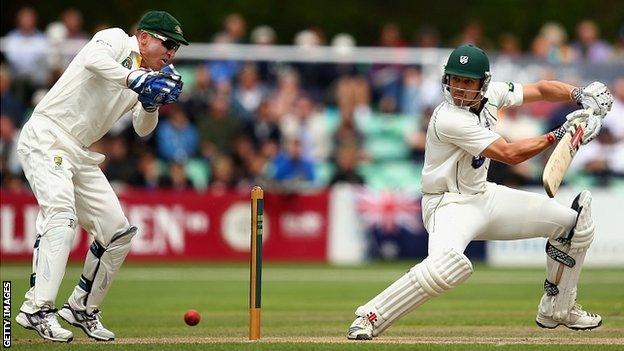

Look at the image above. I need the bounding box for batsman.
[15,11,188,342]
[348,44,614,340]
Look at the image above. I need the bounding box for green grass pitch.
[2,262,623,350]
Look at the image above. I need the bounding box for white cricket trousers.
[422,182,577,256]
[16,114,129,313]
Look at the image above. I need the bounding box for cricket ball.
[184,309,201,326]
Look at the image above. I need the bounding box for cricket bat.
[542,121,587,198]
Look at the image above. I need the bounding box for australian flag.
[356,189,428,260]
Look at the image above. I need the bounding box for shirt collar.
[128,35,140,54]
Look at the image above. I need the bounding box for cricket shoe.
[536,303,602,330]
[15,309,74,342]
[58,303,115,341]
[347,314,374,340]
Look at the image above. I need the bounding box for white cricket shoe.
[347,315,374,340]
[536,302,602,330]
[15,309,74,342]
[58,303,115,341]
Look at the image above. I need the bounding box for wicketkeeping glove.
[127,67,183,112]
[160,64,184,104]
[571,82,614,117]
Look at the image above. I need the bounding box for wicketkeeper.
[15,11,188,342]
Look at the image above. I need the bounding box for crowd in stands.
[1,7,623,194]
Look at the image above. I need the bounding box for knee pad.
[554,191,594,250]
[410,248,474,296]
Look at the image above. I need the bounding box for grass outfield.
[2,262,623,350]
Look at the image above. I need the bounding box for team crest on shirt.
[122,56,132,69]
[471,155,485,169]
[459,55,469,64]
[53,155,63,170]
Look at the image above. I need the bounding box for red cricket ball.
[184,309,201,326]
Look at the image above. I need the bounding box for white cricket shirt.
[421,81,523,194]
[32,28,157,147]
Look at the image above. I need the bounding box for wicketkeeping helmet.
[442,44,491,107]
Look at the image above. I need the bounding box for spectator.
[497,33,522,58]
[103,135,138,185]
[240,153,270,189]
[234,63,266,117]
[405,106,433,163]
[270,67,302,118]
[280,96,331,162]
[156,106,199,162]
[243,99,282,148]
[209,154,238,193]
[329,145,364,186]
[571,128,624,185]
[413,25,440,48]
[250,25,278,83]
[4,7,49,103]
[198,93,242,158]
[453,20,493,49]
[270,137,316,186]
[400,66,424,116]
[535,22,574,63]
[62,8,88,40]
[572,20,613,63]
[216,13,247,44]
[130,151,166,189]
[333,109,365,160]
[250,25,276,45]
[370,22,407,105]
[181,66,214,120]
[162,162,193,191]
[46,8,89,78]
[604,78,624,141]
[0,115,22,180]
[0,65,26,127]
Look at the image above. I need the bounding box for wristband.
[550,125,567,141]
[570,87,582,104]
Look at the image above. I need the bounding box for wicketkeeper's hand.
[572,82,614,117]
[159,64,184,104]
[127,66,184,112]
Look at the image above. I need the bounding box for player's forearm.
[505,135,554,164]
[525,80,578,103]
[485,135,553,165]
[132,106,159,137]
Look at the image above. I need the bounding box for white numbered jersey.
[421,82,523,194]
[32,28,148,147]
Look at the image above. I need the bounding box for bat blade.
[543,122,586,198]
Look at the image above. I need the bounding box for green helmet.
[444,44,490,79]
[442,44,491,107]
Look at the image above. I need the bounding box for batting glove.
[571,82,614,117]
[549,108,593,142]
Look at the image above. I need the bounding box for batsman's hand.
[574,82,614,117]
[561,108,602,145]
[581,114,602,145]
